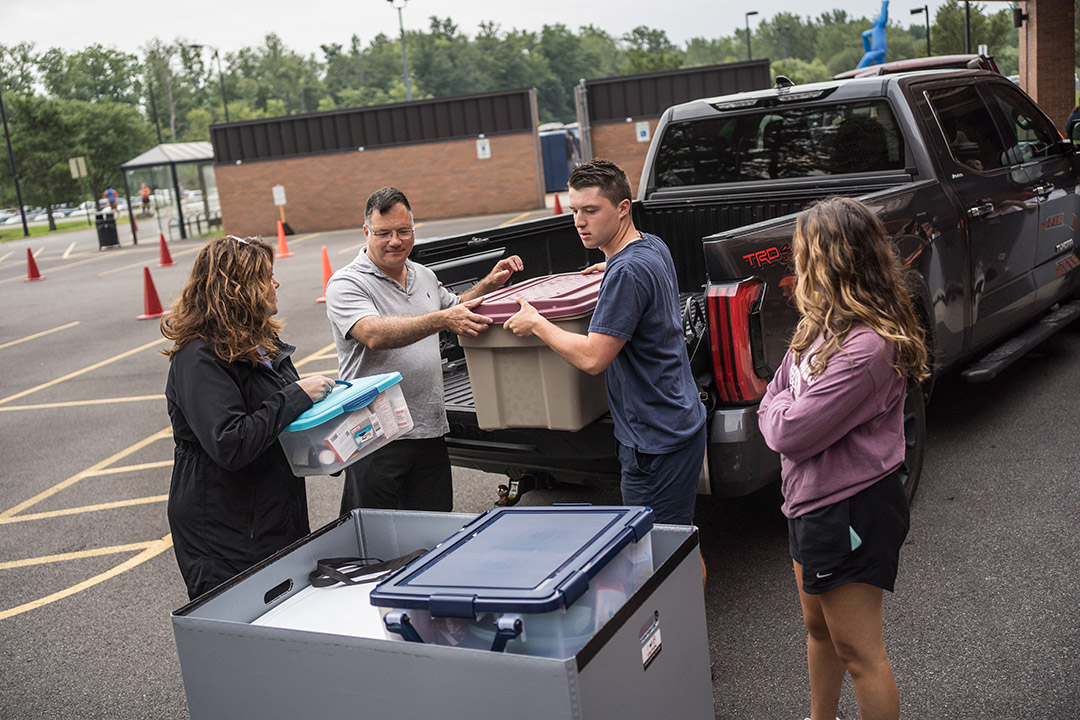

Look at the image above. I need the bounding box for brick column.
[1017,0,1077,130]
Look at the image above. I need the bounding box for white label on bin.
[641,625,662,670]
[371,393,398,440]
[326,416,363,462]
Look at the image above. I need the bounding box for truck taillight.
[708,279,769,403]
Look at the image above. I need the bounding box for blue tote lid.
[369,505,653,618]
[282,372,402,433]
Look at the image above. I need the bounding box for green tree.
[39,44,143,105]
[756,14,818,63]
[70,99,155,199]
[410,17,483,100]
[683,37,741,67]
[142,39,184,141]
[578,26,624,79]
[932,0,1013,56]
[621,26,683,74]
[771,58,832,84]
[0,42,39,96]
[4,96,79,228]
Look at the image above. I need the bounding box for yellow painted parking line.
[0,321,80,352]
[0,541,156,570]
[0,251,137,284]
[97,246,197,277]
[498,211,532,226]
[0,426,171,518]
[299,369,339,379]
[0,534,173,622]
[62,241,76,259]
[0,338,166,407]
[294,343,337,368]
[0,495,170,525]
[0,394,163,413]
[0,250,12,264]
[283,231,326,247]
[33,246,44,258]
[85,460,173,477]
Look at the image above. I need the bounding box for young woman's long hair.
[790,196,929,386]
[161,235,282,363]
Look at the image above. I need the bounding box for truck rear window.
[654,100,905,187]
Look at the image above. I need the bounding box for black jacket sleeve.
[170,342,313,472]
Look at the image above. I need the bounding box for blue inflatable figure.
[856,0,889,68]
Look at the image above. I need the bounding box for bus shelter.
[120,142,219,242]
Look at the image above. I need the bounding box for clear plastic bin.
[370,506,654,658]
[278,373,413,476]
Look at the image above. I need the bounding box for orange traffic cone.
[25,248,44,282]
[276,220,294,258]
[158,233,175,267]
[316,245,333,303]
[137,266,169,320]
[552,193,563,215]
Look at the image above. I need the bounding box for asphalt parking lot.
[0,212,1077,719]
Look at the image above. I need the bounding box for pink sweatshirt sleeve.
[758,331,888,464]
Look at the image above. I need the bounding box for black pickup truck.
[412,69,1080,504]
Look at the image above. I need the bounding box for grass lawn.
[0,214,133,243]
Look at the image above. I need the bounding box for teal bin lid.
[283,372,402,433]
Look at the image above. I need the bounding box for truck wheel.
[899,385,927,504]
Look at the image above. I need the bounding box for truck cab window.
[653,100,905,188]
[925,85,1005,173]
[986,84,1062,164]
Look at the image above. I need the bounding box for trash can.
[95,211,119,249]
[171,508,715,720]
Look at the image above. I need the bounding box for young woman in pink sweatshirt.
[758,196,929,720]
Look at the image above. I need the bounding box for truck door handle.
[967,202,995,218]
[1032,183,1054,196]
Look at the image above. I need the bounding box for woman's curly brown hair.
[790,196,929,386]
[161,235,282,363]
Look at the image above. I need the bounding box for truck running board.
[961,300,1080,383]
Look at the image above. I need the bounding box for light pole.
[388,0,413,101]
[192,44,230,123]
[745,11,759,61]
[910,6,931,56]
[0,76,29,238]
[964,1,971,54]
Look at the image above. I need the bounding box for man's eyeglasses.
[370,227,415,241]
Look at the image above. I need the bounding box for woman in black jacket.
[162,235,336,599]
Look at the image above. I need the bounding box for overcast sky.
[4,0,948,59]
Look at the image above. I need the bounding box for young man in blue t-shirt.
[505,160,706,524]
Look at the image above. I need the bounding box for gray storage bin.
[171,509,714,720]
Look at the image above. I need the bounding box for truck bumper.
[703,406,781,498]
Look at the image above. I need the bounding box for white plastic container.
[370,505,654,658]
[278,373,412,476]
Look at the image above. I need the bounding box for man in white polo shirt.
[326,187,522,513]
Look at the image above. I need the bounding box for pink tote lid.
[474,271,604,323]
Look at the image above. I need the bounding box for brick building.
[211,89,545,237]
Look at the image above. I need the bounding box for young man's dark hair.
[365,186,412,223]
[568,159,632,206]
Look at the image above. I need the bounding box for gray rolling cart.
[171,509,715,719]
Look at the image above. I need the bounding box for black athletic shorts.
[788,470,910,595]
